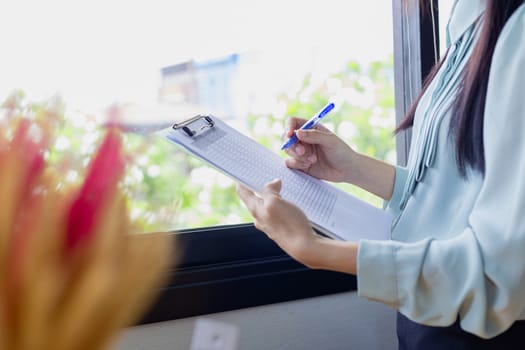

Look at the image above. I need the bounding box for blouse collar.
[446,0,486,45]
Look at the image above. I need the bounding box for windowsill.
[138,224,357,324]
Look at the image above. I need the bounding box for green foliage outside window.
[1,55,395,233]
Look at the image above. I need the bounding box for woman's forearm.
[302,237,358,275]
[302,154,395,274]
[347,153,396,201]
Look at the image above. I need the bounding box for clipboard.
[162,114,392,241]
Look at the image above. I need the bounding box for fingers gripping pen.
[280,102,335,150]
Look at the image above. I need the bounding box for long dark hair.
[396,0,525,176]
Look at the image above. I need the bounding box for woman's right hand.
[284,117,359,184]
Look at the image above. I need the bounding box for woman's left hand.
[237,179,359,275]
[236,179,322,267]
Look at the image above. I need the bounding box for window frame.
[138,0,440,325]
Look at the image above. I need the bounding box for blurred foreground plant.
[0,111,174,350]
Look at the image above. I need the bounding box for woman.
[236,0,525,348]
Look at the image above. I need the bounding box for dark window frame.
[138,0,440,325]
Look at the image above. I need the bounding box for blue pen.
[281,102,335,150]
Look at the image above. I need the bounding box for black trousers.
[397,312,525,350]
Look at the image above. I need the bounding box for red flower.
[65,128,126,254]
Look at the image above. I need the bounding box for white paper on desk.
[161,116,392,241]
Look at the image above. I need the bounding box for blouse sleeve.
[383,165,408,218]
[357,5,525,339]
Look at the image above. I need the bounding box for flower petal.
[65,128,126,253]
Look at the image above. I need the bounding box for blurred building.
[159,54,240,119]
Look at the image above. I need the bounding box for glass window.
[0,0,395,233]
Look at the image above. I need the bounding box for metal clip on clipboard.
[173,115,215,138]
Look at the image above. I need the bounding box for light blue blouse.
[357,0,525,339]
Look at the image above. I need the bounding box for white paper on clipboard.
[160,114,392,241]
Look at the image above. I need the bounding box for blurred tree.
[1,55,395,233]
